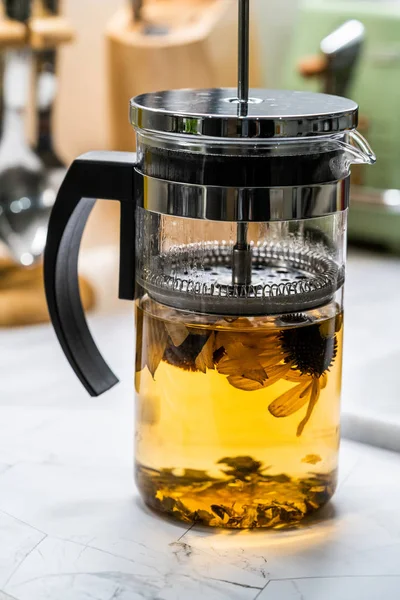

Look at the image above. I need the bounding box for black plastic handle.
[44,151,137,396]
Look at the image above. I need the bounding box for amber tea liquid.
[135,295,343,528]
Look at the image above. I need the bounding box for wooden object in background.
[30,0,75,49]
[107,0,261,150]
[29,16,75,49]
[0,20,26,47]
[0,3,26,46]
[297,55,327,78]
[29,0,74,49]
[0,258,95,327]
[0,1,74,49]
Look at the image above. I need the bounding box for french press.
[44,1,374,528]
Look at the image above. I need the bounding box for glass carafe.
[44,88,375,528]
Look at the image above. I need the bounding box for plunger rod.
[237,0,249,115]
[233,0,252,286]
[232,222,252,286]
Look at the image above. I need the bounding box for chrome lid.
[130,88,358,139]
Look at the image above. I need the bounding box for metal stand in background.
[132,0,143,22]
[0,0,85,327]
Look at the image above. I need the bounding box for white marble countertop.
[342,249,400,450]
[1,248,400,600]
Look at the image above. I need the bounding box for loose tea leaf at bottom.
[136,458,337,529]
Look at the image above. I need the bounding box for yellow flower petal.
[258,353,286,369]
[145,317,168,378]
[262,364,291,388]
[296,378,321,436]
[268,381,311,417]
[320,373,328,389]
[242,369,268,384]
[217,355,264,376]
[227,375,265,391]
[165,322,189,347]
[284,370,308,383]
[300,382,313,398]
[195,333,215,373]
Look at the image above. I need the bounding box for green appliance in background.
[284,0,400,252]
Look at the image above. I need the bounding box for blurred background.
[3,0,399,318]
[0,0,300,324]
[0,0,400,448]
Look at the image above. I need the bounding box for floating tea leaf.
[218,456,264,479]
[265,473,291,484]
[302,454,322,465]
[211,504,228,519]
[136,460,336,529]
[164,331,210,371]
[195,333,215,373]
[146,317,168,378]
[181,469,215,482]
[165,322,189,346]
[213,346,226,364]
[192,510,215,525]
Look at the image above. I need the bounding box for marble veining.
[342,249,400,451]
[1,248,400,599]
[258,576,400,600]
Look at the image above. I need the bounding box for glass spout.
[337,130,376,166]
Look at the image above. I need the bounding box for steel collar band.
[136,172,349,222]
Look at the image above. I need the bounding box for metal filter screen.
[138,245,343,317]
